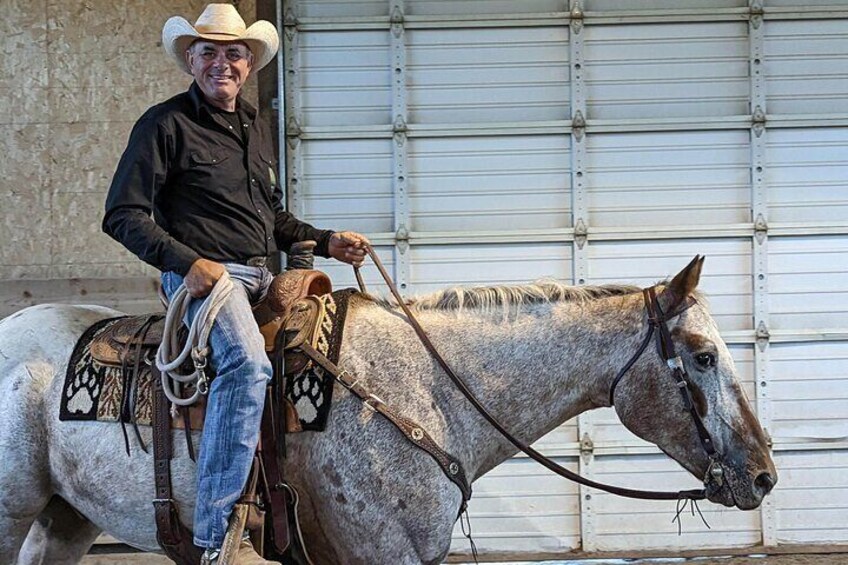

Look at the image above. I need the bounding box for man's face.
[186,40,253,109]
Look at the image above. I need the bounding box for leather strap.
[298,341,472,506]
[364,247,708,502]
[151,364,205,565]
[259,387,291,555]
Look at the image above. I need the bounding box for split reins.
[360,246,721,502]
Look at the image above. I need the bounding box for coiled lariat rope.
[156,271,235,406]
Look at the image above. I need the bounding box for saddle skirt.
[59,270,352,434]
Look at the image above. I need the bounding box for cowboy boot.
[201,539,281,565]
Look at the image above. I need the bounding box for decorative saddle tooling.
[60,270,341,436]
[59,262,472,564]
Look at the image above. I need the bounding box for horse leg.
[17,496,102,565]
[0,364,54,563]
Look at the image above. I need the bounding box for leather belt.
[243,256,267,268]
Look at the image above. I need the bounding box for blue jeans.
[161,263,274,549]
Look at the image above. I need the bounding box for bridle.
[609,286,725,490]
[363,247,724,502]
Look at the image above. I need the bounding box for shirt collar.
[188,81,257,123]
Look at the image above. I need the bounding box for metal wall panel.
[297,0,388,18]
[408,242,573,293]
[773,450,848,544]
[586,131,751,228]
[770,341,848,443]
[586,0,747,9]
[408,135,572,232]
[450,458,581,553]
[301,139,394,233]
[299,31,391,126]
[769,236,848,331]
[765,19,848,116]
[767,128,848,225]
[406,27,570,124]
[584,23,749,119]
[588,239,754,332]
[406,0,567,16]
[592,455,761,552]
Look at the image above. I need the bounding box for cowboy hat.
[162,4,279,74]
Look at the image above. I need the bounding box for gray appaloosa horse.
[0,257,776,564]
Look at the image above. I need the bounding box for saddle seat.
[90,269,331,367]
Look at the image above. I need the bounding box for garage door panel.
[409,243,572,293]
[585,23,749,120]
[589,239,753,332]
[592,455,761,550]
[587,131,751,228]
[299,31,391,127]
[586,0,746,9]
[767,128,848,224]
[407,27,570,124]
[770,341,848,442]
[451,458,580,554]
[298,1,387,18]
[765,20,848,115]
[301,139,394,233]
[407,0,567,16]
[769,236,848,331]
[774,450,848,544]
[409,135,571,232]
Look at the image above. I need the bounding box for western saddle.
[88,243,331,564]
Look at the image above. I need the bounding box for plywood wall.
[1,0,259,315]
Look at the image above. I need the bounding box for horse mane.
[367,279,643,313]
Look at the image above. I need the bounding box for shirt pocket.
[186,151,236,192]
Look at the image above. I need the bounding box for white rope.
[156,272,234,406]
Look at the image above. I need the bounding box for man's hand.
[328,231,370,268]
[184,258,226,298]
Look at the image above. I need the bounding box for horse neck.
[408,292,645,479]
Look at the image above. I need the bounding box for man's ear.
[658,255,704,314]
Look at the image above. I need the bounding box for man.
[102,4,369,563]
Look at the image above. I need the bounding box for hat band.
[195,25,245,36]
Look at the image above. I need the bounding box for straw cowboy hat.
[162,3,279,74]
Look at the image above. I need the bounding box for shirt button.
[228,125,233,129]
[243,123,249,128]
[251,178,256,183]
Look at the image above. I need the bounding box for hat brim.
[162,16,279,75]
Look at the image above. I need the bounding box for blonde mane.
[370,279,643,313]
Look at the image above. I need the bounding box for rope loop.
[156,271,234,406]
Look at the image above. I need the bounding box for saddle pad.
[59,289,356,432]
[285,289,355,431]
[60,316,203,430]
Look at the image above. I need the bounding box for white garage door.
[280,0,848,557]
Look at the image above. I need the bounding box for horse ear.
[660,255,704,313]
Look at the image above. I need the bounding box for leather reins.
[362,246,721,502]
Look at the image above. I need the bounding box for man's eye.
[201,52,216,60]
[695,352,716,368]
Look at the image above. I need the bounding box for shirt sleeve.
[102,112,201,276]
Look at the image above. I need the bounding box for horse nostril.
[754,472,776,495]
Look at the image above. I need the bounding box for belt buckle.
[245,256,266,268]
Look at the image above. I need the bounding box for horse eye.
[695,352,716,368]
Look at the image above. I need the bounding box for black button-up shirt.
[103,82,333,276]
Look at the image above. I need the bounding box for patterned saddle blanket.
[59,289,356,433]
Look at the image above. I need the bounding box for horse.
[0,257,776,564]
